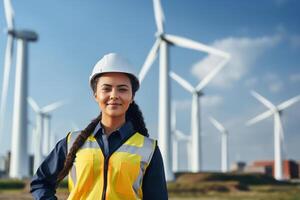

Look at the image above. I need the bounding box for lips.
[107,102,121,106]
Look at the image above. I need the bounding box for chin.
[107,112,125,118]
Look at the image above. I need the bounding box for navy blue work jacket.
[30,121,168,200]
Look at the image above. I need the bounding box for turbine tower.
[28,97,65,172]
[169,64,229,172]
[173,130,191,172]
[42,101,65,156]
[139,0,230,179]
[4,0,38,178]
[209,117,229,173]
[0,0,15,147]
[171,101,191,172]
[246,90,300,180]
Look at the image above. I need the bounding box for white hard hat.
[89,53,140,91]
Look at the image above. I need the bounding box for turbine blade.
[27,97,40,112]
[138,38,161,83]
[153,0,165,34]
[246,110,273,126]
[196,57,229,91]
[171,101,176,131]
[0,35,14,135]
[175,130,190,141]
[277,95,300,111]
[209,117,226,133]
[169,71,194,93]
[41,100,66,113]
[164,34,230,59]
[4,0,15,30]
[251,90,276,110]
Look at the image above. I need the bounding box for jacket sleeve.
[30,136,68,200]
[142,145,168,200]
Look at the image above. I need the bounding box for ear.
[93,92,98,101]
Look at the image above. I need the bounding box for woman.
[30,53,168,200]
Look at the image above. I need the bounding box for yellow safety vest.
[66,131,156,200]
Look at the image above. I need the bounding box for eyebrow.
[101,84,129,88]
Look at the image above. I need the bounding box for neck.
[101,114,126,136]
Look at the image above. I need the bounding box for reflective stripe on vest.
[66,131,156,200]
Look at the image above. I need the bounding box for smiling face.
[94,72,133,120]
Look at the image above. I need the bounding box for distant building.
[299,161,300,178]
[0,151,34,178]
[5,151,11,175]
[0,152,10,178]
[231,161,246,173]
[0,155,5,172]
[247,160,299,179]
[29,154,34,176]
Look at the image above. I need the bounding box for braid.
[56,114,101,184]
[126,101,149,137]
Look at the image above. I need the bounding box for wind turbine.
[3,0,39,178]
[171,101,191,172]
[172,130,191,172]
[0,0,15,148]
[28,97,65,172]
[169,63,229,172]
[139,0,230,180]
[209,117,229,173]
[246,90,300,180]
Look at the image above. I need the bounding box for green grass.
[169,185,300,200]
[167,172,300,200]
[1,173,300,200]
[0,179,25,190]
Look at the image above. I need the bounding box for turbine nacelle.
[272,108,280,114]
[9,30,38,41]
[195,90,203,97]
[155,31,164,39]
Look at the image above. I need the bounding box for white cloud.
[263,73,284,93]
[202,95,224,107]
[289,73,300,82]
[264,73,279,81]
[268,82,284,93]
[244,77,258,88]
[191,34,282,88]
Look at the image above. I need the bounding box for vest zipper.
[101,156,109,200]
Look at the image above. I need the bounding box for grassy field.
[0,173,299,199]
[0,185,299,200]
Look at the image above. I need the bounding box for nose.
[110,88,119,100]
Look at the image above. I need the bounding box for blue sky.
[0,0,299,171]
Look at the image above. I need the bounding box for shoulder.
[67,130,82,142]
[134,132,157,147]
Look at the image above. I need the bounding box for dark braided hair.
[126,101,148,137]
[56,73,148,183]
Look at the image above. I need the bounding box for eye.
[119,88,128,92]
[102,87,111,91]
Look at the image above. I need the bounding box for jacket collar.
[93,120,134,140]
